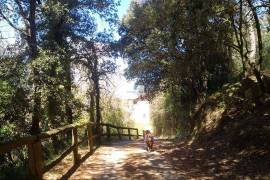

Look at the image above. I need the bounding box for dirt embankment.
[181,74,270,178]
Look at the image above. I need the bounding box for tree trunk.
[47,89,61,153]
[246,0,265,93]
[92,56,102,144]
[89,91,95,123]
[29,0,41,135]
[239,0,247,77]
[65,62,73,125]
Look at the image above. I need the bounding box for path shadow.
[59,146,99,180]
[155,140,270,179]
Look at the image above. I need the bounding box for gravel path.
[44,139,270,179]
[44,140,184,180]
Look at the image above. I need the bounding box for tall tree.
[39,0,119,128]
[75,36,117,142]
[119,0,235,132]
[0,0,42,134]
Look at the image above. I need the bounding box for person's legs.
[146,140,151,151]
[150,140,153,150]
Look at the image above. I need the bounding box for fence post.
[136,129,139,139]
[87,123,94,153]
[72,127,79,165]
[106,125,111,141]
[128,128,131,140]
[117,128,122,140]
[28,138,43,179]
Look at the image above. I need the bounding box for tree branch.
[0,9,27,36]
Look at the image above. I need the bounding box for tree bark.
[64,60,73,124]
[239,0,247,76]
[246,0,265,93]
[29,0,41,135]
[89,91,95,123]
[92,54,102,144]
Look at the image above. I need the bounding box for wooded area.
[119,0,270,137]
[0,0,122,178]
[0,0,270,179]
[0,121,139,179]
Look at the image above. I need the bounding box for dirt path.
[69,140,180,179]
[44,140,186,180]
[44,139,270,180]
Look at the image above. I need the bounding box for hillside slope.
[185,75,270,178]
[191,75,270,147]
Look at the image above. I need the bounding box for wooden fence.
[0,122,140,179]
[101,123,140,140]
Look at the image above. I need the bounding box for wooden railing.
[0,122,140,179]
[101,123,140,140]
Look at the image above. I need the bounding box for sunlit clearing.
[131,100,152,132]
[104,151,127,163]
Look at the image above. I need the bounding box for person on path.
[144,130,154,151]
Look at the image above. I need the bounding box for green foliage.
[0,165,29,180]
[103,108,124,126]
[29,50,73,129]
[120,0,235,136]
[0,55,29,135]
[263,32,270,69]
[119,0,270,137]
[120,0,233,99]
[30,51,65,88]
[0,0,119,176]
[151,87,196,137]
[0,80,12,120]
[102,97,125,127]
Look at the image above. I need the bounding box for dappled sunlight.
[44,140,270,179]
[1,0,270,179]
[44,140,184,179]
[102,150,127,163]
[204,107,225,132]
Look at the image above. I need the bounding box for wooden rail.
[0,122,140,179]
[101,123,140,140]
[0,122,94,179]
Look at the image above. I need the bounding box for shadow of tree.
[44,140,270,179]
[157,140,270,179]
